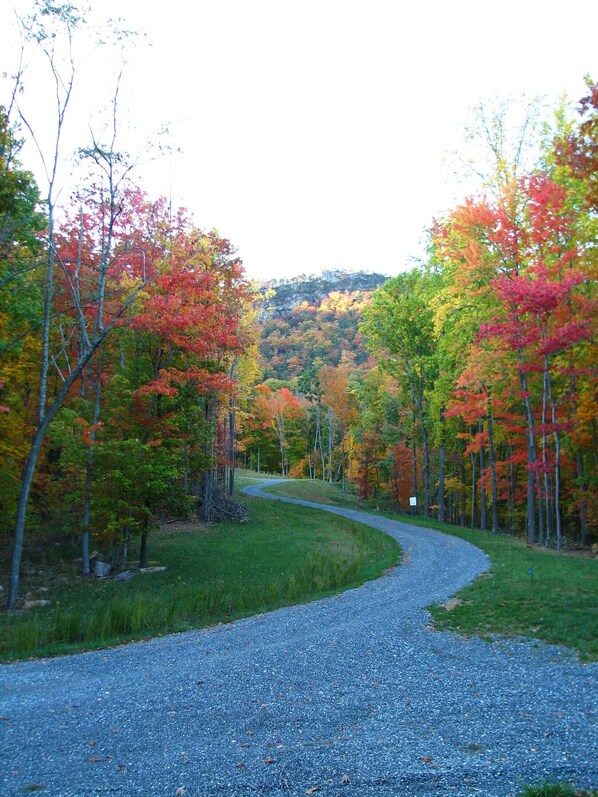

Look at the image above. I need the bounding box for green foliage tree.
[361,269,440,515]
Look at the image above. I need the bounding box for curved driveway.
[1,480,596,796]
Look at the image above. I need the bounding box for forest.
[0,1,596,613]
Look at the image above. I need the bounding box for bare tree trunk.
[545,369,562,550]
[486,400,499,534]
[519,364,537,544]
[228,401,236,497]
[221,412,228,494]
[421,419,431,516]
[508,445,516,532]
[6,3,75,609]
[411,417,418,503]
[406,364,428,514]
[478,419,487,531]
[201,395,217,521]
[81,351,102,576]
[139,525,149,568]
[460,460,466,526]
[536,466,545,547]
[328,407,334,483]
[39,214,55,424]
[541,365,552,546]
[314,409,325,480]
[437,408,445,523]
[8,349,96,608]
[470,445,476,529]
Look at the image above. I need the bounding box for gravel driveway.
[1,480,596,797]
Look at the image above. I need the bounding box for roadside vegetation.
[0,475,400,661]
[2,473,596,664]
[517,783,598,797]
[263,479,598,662]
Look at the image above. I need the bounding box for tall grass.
[0,494,399,660]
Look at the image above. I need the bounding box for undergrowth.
[0,491,399,660]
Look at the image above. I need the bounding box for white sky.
[1,0,597,281]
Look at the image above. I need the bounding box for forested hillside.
[0,0,595,613]
[258,270,386,380]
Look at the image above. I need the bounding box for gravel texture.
[1,479,596,797]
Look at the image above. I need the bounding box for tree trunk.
[486,400,499,534]
[315,409,326,480]
[221,412,228,494]
[110,541,120,571]
[460,458,467,527]
[421,419,431,516]
[411,423,418,503]
[280,439,286,476]
[470,446,476,529]
[575,451,588,546]
[6,339,104,609]
[81,352,103,576]
[139,530,148,568]
[438,443,445,522]
[228,403,235,496]
[200,395,217,521]
[328,407,334,483]
[507,445,516,533]
[541,364,552,546]
[546,369,562,550]
[478,419,487,531]
[519,365,537,544]
[437,409,445,523]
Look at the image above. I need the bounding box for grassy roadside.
[260,477,363,508]
[0,481,400,661]
[263,479,598,662]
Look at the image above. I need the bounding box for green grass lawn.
[0,486,400,661]
[260,476,363,508]
[3,474,596,662]
[263,478,598,662]
[426,524,597,661]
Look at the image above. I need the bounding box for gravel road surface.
[1,479,596,796]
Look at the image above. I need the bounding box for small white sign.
[409,496,417,507]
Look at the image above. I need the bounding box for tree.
[4,2,154,609]
[433,163,595,543]
[319,359,357,485]
[554,77,598,211]
[253,384,304,476]
[0,108,45,520]
[361,270,439,515]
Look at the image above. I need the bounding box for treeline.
[1,2,595,614]
[259,278,384,380]
[0,3,259,609]
[242,81,597,548]
[1,123,256,605]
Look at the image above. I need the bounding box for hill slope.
[258,269,388,380]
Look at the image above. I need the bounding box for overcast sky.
[1,1,596,281]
